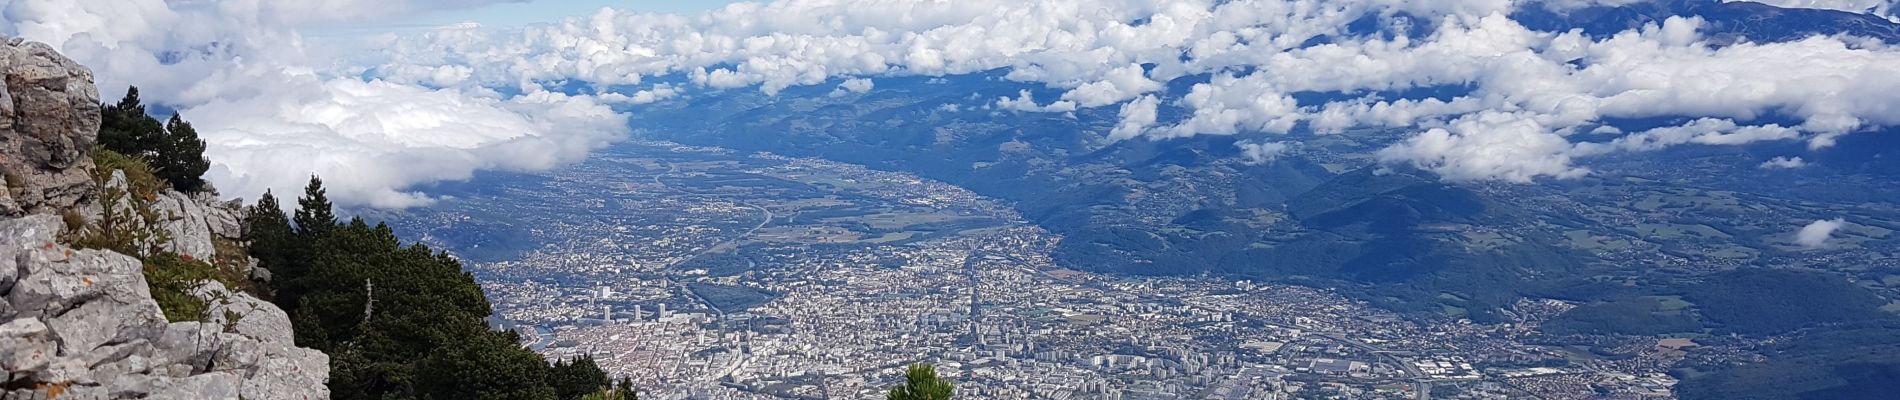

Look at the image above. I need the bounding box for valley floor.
[385,141,1693,399]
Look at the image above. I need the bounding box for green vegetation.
[579,379,638,400]
[244,189,295,286]
[154,114,210,192]
[248,177,624,399]
[76,88,255,323]
[1678,321,1900,400]
[292,176,339,237]
[97,86,210,192]
[1685,269,1889,335]
[1536,269,1894,338]
[1542,296,1703,336]
[886,364,954,400]
[84,93,622,395]
[71,148,168,256]
[140,253,241,322]
[89,147,165,201]
[97,87,164,162]
[550,356,611,400]
[71,149,246,322]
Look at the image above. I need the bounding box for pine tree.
[95,87,211,192]
[413,329,558,400]
[98,86,164,156]
[251,177,640,399]
[886,364,954,400]
[551,355,611,400]
[615,378,637,400]
[578,377,637,400]
[245,191,293,265]
[245,190,301,301]
[281,212,549,399]
[294,176,337,237]
[245,190,292,254]
[155,113,211,192]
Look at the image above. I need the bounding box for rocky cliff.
[150,190,246,264]
[0,216,327,399]
[0,38,327,399]
[0,38,99,217]
[91,169,250,266]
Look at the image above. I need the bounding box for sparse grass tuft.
[2,168,24,190]
[70,147,170,256]
[59,209,86,231]
[142,252,241,322]
[90,147,163,202]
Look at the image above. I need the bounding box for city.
[388,142,1689,399]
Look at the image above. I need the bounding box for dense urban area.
[388,142,1703,399]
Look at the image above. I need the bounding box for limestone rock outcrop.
[94,170,247,262]
[0,215,328,400]
[0,37,328,400]
[153,190,245,262]
[0,38,100,217]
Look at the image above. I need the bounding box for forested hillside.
[244,176,634,399]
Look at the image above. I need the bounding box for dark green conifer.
[98,87,164,156]
[96,87,212,192]
[551,355,611,400]
[887,364,954,400]
[155,113,211,191]
[245,190,294,273]
[251,176,626,399]
[294,176,337,237]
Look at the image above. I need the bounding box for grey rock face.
[0,37,101,217]
[150,189,245,262]
[0,189,327,400]
[91,165,246,263]
[181,281,330,400]
[0,36,325,400]
[92,164,247,263]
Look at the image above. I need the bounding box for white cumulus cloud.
[351,1,1900,184]
[1724,0,1897,19]
[1,0,626,209]
[1236,141,1291,165]
[1109,95,1161,142]
[1376,112,1590,182]
[364,1,1900,184]
[14,0,1900,197]
[829,78,875,97]
[995,90,1078,113]
[1795,218,1848,249]
[1760,156,1809,169]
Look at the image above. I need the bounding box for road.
[650,161,776,269]
[650,161,771,387]
[1316,332,1432,400]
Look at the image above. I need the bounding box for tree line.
[246,177,633,399]
[93,86,630,399]
[98,87,209,192]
